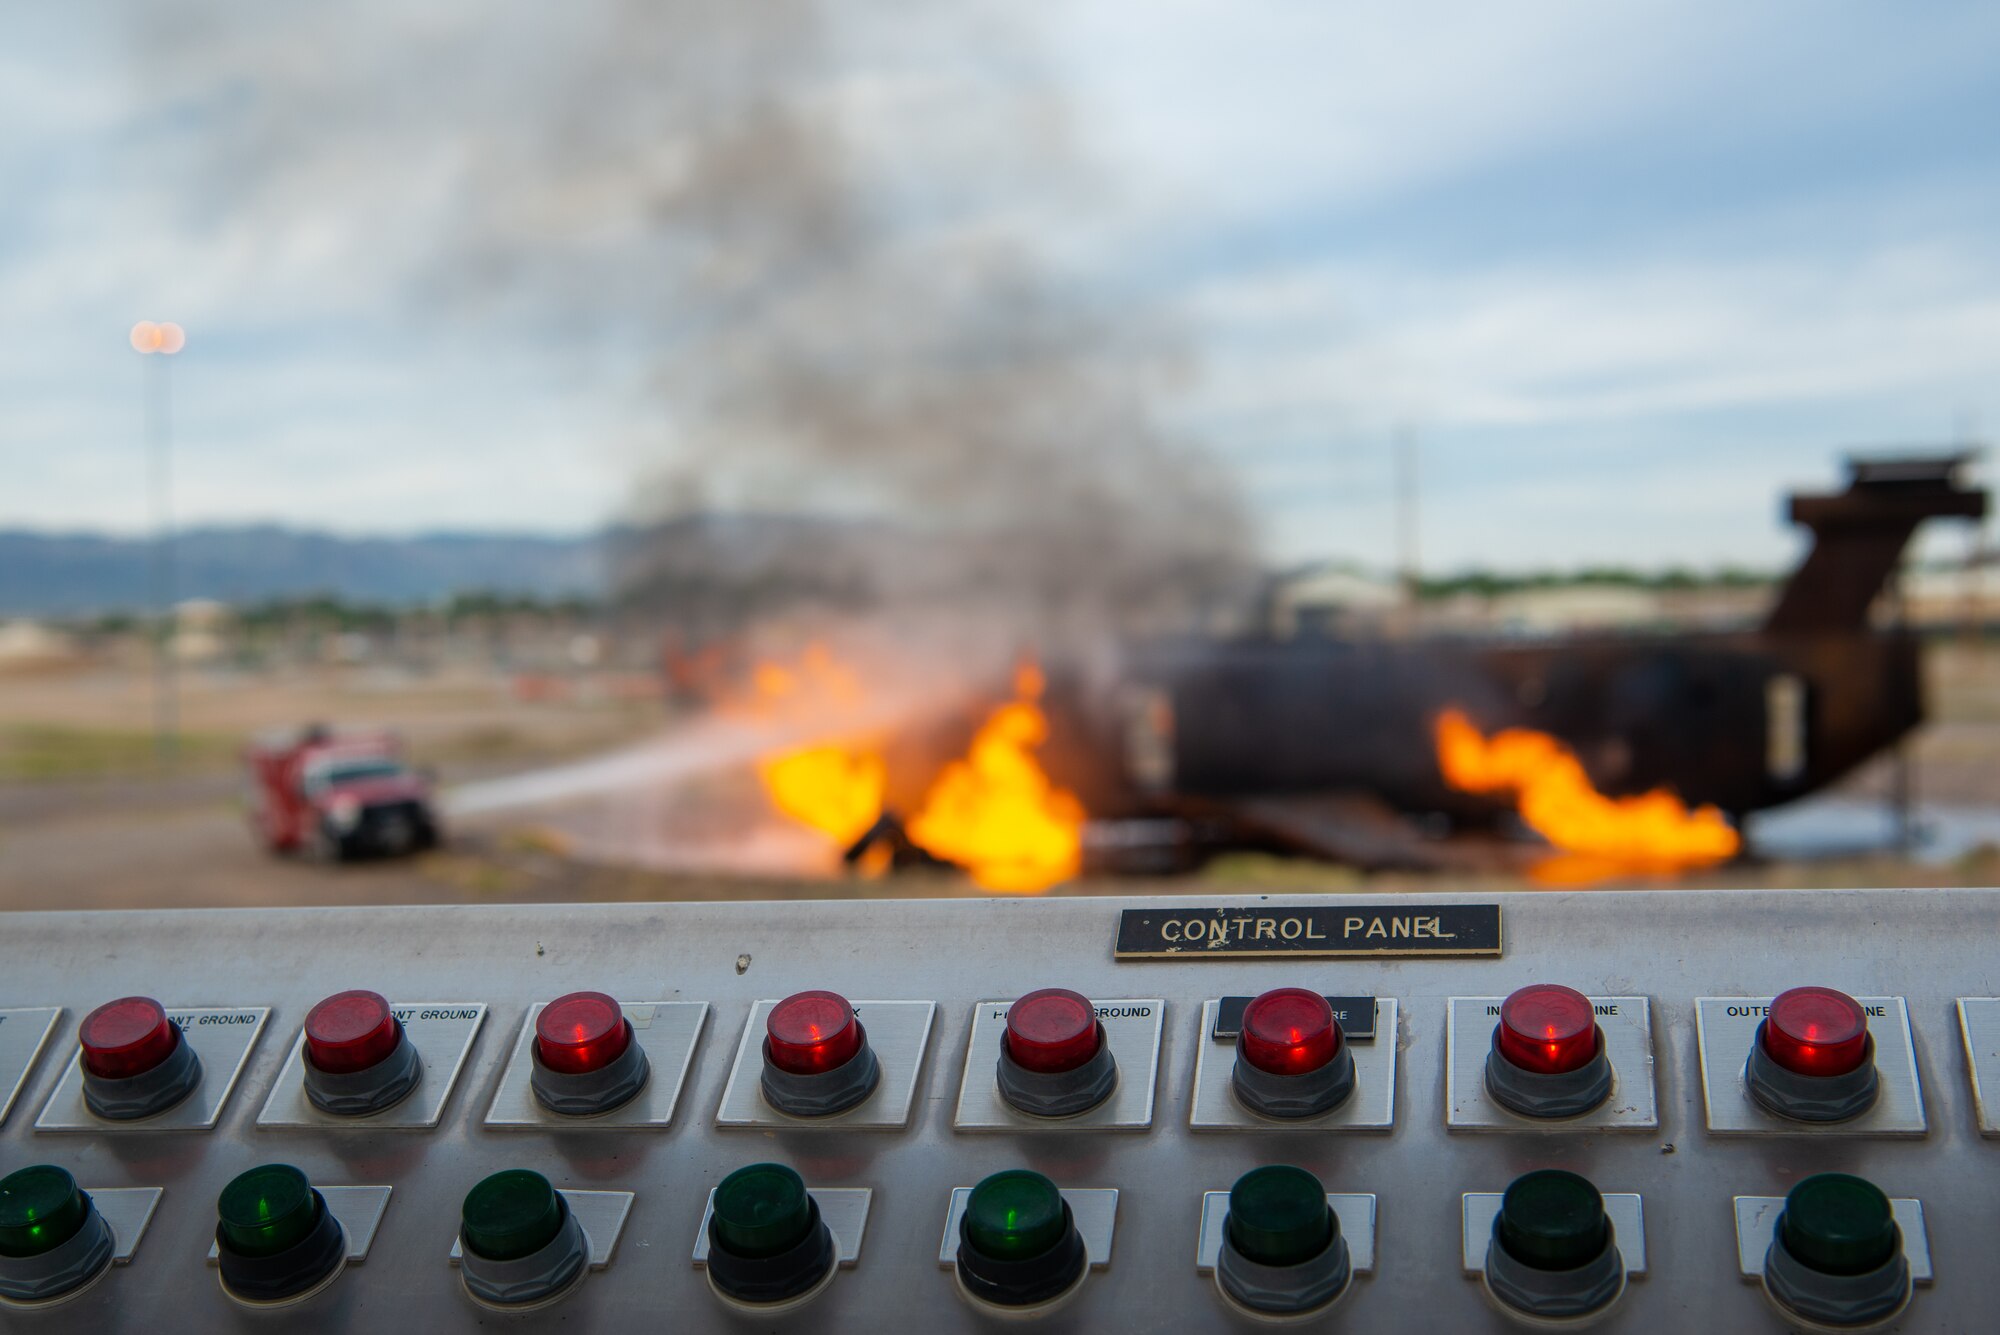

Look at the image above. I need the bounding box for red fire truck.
[245,728,442,861]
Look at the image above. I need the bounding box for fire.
[906,665,1085,894]
[757,745,885,848]
[750,654,1084,892]
[1433,708,1740,872]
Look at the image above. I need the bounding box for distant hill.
[0,526,606,616]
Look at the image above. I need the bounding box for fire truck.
[245,727,441,861]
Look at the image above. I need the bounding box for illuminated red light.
[1239,988,1341,1075]
[304,990,401,1074]
[535,992,632,1075]
[1004,988,1101,1074]
[766,990,866,1075]
[79,996,180,1080]
[1497,984,1599,1075]
[1762,987,1870,1077]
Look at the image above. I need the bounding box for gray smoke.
[129,0,1255,646]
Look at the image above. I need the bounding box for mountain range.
[0,526,606,616]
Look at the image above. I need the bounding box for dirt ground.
[3,647,1999,913]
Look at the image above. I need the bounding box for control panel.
[0,887,1994,1330]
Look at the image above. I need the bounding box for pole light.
[131,321,184,766]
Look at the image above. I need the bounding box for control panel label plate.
[1116,905,1501,958]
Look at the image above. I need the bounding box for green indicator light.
[1496,1170,1609,1271]
[1227,1165,1334,1268]
[964,1170,1067,1262]
[217,1164,319,1259]
[712,1163,814,1259]
[461,1170,564,1262]
[1781,1174,1898,1277]
[0,1165,90,1259]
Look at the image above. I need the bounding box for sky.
[2,1,1996,572]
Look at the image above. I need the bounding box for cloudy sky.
[3,2,1996,572]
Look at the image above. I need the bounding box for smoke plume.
[130,0,1255,648]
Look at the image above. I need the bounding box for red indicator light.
[535,991,631,1075]
[1004,988,1100,1074]
[766,990,865,1075]
[304,990,400,1074]
[1497,984,1599,1075]
[1763,987,1870,1077]
[1239,988,1341,1075]
[79,996,179,1080]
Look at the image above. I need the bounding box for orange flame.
[750,653,1084,892]
[757,745,886,848]
[906,664,1084,893]
[1433,708,1740,873]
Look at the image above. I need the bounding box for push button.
[1746,987,1879,1122]
[531,993,650,1116]
[1485,984,1613,1118]
[761,992,880,1117]
[1763,1174,1910,1327]
[1483,1170,1624,1321]
[302,991,421,1116]
[214,1165,347,1306]
[78,997,201,1121]
[704,1164,837,1310]
[0,1166,114,1304]
[1232,989,1356,1119]
[1214,1166,1351,1317]
[954,1170,1089,1312]
[996,989,1116,1117]
[458,1170,587,1309]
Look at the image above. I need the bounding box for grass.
[0,725,238,781]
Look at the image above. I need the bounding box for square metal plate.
[692,1188,872,1266]
[1463,1194,1647,1275]
[208,1186,392,1263]
[715,1000,935,1129]
[938,1188,1118,1267]
[1732,1197,1931,1282]
[1189,999,1398,1132]
[1694,997,1926,1135]
[36,1006,269,1132]
[484,1002,707,1129]
[1196,1194,1376,1273]
[1956,998,2000,1136]
[90,1187,163,1264]
[952,999,1163,1132]
[257,1003,485,1129]
[0,1008,60,1127]
[450,1191,633,1269]
[1445,996,1657,1130]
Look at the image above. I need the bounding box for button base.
[705,1198,836,1306]
[217,1191,347,1306]
[1484,1234,1624,1322]
[1763,1232,1911,1330]
[1485,1028,1614,1119]
[760,1039,880,1117]
[529,1028,650,1117]
[1216,1226,1352,1317]
[955,1201,1089,1309]
[1230,1044,1357,1119]
[1745,1025,1880,1123]
[994,1028,1116,1118]
[304,1026,422,1117]
[81,1027,202,1121]
[0,1202,114,1305]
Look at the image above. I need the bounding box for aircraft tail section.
[1764,453,1986,634]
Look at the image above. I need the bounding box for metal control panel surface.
[0,887,1993,1331]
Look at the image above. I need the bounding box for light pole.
[131,320,185,766]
